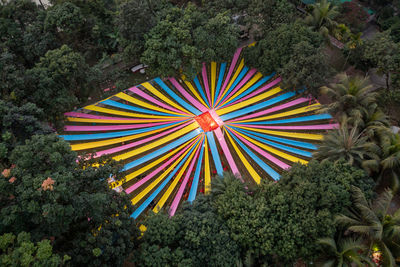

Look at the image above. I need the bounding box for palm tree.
[379,134,400,192]
[320,73,377,118]
[317,236,374,266]
[313,118,380,168]
[342,32,363,70]
[351,103,390,142]
[336,186,400,266]
[304,0,339,36]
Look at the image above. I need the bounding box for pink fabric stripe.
[169,142,202,216]
[228,98,308,122]
[214,128,241,179]
[222,77,281,108]
[202,63,212,106]
[124,137,199,194]
[235,123,340,130]
[64,121,180,131]
[90,121,193,159]
[216,68,257,108]
[231,129,290,169]
[129,86,191,116]
[64,112,143,121]
[169,77,208,112]
[209,109,224,126]
[215,47,243,104]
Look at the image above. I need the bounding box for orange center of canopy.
[194,112,219,132]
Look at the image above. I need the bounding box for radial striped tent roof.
[60,47,338,218]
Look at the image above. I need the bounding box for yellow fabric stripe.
[153,139,202,213]
[110,137,195,189]
[204,137,211,194]
[140,82,192,115]
[215,58,245,106]
[229,124,323,140]
[183,78,209,109]
[84,105,176,119]
[230,128,308,164]
[216,87,282,116]
[235,104,321,123]
[130,139,199,205]
[224,128,261,184]
[153,141,201,213]
[66,117,172,124]
[113,123,199,161]
[211,62,217,107]
[69,122,185,151]
[221,72,263,107]
[115,92,185,116]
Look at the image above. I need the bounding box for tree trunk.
[386,72,390,90]
[38,0,45,9]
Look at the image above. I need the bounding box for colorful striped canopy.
[60,47,338,218]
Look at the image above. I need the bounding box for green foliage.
[316,236,373,266]
[378,133,400,191]
[336,187,400,266]
[279,41,332,96]
[350,31,400,89]
[247,0,296,37]
[0,100,51,168]
[314,119,380,168]
[0,0,59,67]
[0,48,26,100]
[117,0,162,60]
[0,134,139,266]
[213,161,374,264]
[0,232,65,267]
[141,3,239,78]
[22,45,95,124]
[47,0,119,55]
[304,0,339,36]
[134,195,240,266]
[45,2,84,35]
[244,22,331,94]
[320,73,377,118]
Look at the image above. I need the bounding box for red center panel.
[195,112,219,132]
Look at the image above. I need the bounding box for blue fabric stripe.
[101,99,184,117]
[206,132,223,176]
[154,77,201,116]
[131,138,201,219]
[228,125,317,150]
[233,127,312,157]
[218,67,249,106]
[60,121,184,141]
[241,114,332,125]
[214,62,226,107]
[193,76,210,108]
[219,72,275,108]
[226,127,280,180]
[122,129,201,171]
[220,91,296,121]
[188,138,205,203]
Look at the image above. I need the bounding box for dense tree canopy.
[0,100,51,168]
[134,161,375,266]
[0,134,139,266]
[134,195,240,266]
[0,232,68,266]
[244,22,331,95]
[141,3,239,78]
[22,45,96,124]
